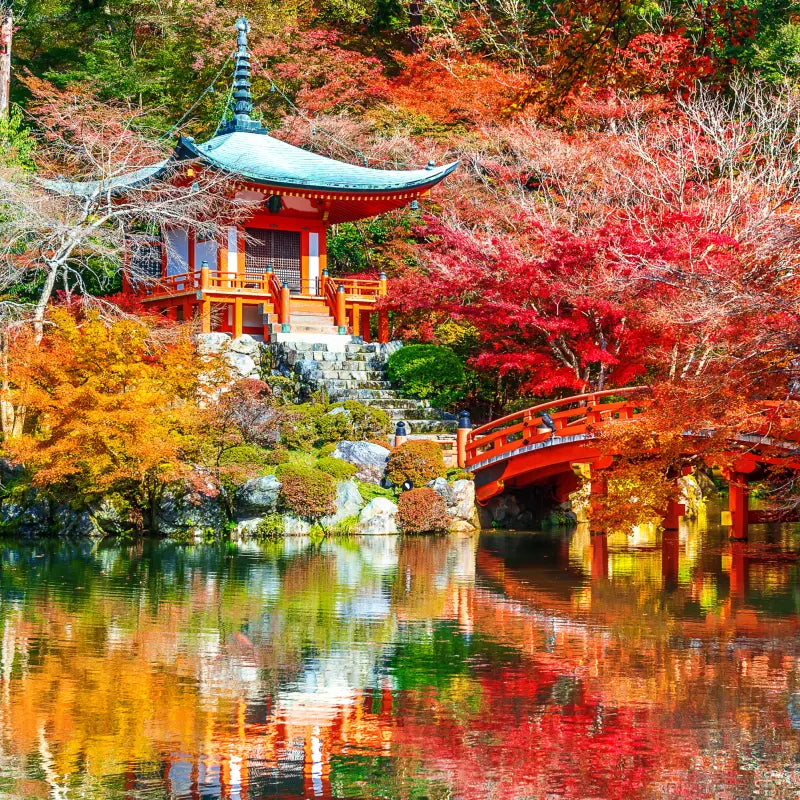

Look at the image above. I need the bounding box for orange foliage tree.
[3,309,225,529]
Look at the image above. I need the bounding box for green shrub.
[448,469,475,482]
[317,456,358,481]
[386,440,446,487]
[276,464,337,520]
[318,443,337,457]
[397,487,451,534]
[280,400,391,450]
[316,410,358,445]
[328,514,360,536]
[254,513,285,539]
[278,404,327,451]
[387,344,466,409]
[330,401,391,440]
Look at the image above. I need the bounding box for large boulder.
[155,488,228,537]
[235,475,281,517]
[225,351,258,380]
[229,334,260,356]
[196,332,231,355]
[332,441,390,484]
[320,480,364,527]
[450,480,478,524]
[427,477,454,506]
[357,497,398,534]
[0,490,103,538]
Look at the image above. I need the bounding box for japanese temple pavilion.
[78,18,455,342]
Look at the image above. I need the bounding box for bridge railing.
[465,387,651,469]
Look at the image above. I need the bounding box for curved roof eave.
[39,159,174,198]
[176,133,458,194]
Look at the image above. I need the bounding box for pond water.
[1,505,800,799]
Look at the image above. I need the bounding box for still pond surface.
[1,505,800,799]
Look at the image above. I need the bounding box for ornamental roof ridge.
[217,16,267,136]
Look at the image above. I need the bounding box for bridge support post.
[662,497,685,531]
[591,533,608,580]
[729,539,748,599]
[457,410,472,469]
[589,464,609,535]
[726,468,752,541]
[662,528,679,591]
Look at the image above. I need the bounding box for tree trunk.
[0,4,11,118]
[33,261,60,345]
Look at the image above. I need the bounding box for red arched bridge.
[460,387,800,539]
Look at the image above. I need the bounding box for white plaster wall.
[243,305,262,329]
[165,228,189,276]
[226,226,238,278]
[195,238,218,272]
[308,232,320,291]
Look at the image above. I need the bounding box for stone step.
[328,389,404,400]
[310,370,387,382]
[388,408,458,420]
[325,380,394,390]
[395,419,459,434]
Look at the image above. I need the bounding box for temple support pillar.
[233,296,243,339]
[201,299,211,333]
[352,302,361,337]
[378,310,389,343]
[360,310,372,342]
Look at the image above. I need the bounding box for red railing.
[465,387,652,469]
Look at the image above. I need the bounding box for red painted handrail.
[466,387,652,469]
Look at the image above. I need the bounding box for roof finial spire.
[220,16,266,135]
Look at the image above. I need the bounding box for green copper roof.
[177,132,458,192]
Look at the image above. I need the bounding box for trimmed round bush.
[387,344,466,409]
[386,440,446,487]
[332,401,391,440]
[276,464,336,520]
[397,487,451,534]
[317,456,358,481]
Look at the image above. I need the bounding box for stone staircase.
[273,335,458,434]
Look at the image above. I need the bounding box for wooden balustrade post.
[352,302,361,337]
[378,271,387,296]
[321,269,328,298]
[200,261,210,290]
[394,421,408,449]
[279,283,291,332]
[336,285,347,333]
[457,410,472,469]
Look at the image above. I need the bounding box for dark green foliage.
[387,344,466,409]
[330,400,391,440]
[386,439,446,487]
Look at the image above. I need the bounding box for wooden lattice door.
[245,228,301,292]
